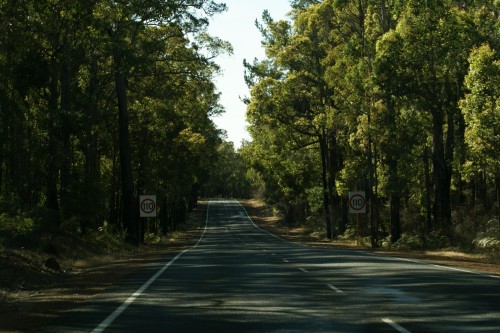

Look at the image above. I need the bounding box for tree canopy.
[0,0,233,244]
[1,0,499,252]
[243,0,500,249]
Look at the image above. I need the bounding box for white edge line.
[237,200,500,280]
[236,200,304,245]
[91,201,211,333]
[382,318,411,333]
[326,283,344,294]
[393,256,500,279]
[299,268,308,273]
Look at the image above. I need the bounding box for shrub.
[393,233,422,250]
[473,236,500,250]
[0,214,35,237]
[473,219,500,252]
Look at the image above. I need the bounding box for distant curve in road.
[46,199,500,333]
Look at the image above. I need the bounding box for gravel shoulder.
[240,199,500,276]
[1,199,498,332]
[0,203,207,333]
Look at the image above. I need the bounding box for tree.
[92,0,228,243]
[460,44,500,220]
[0,0,229,245]
[204,142,251,199]
[375,1,474,236]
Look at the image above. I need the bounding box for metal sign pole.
[356,214,360,246]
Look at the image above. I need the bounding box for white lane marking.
[430,264,475,274]
[283,259,289,263]
[236,200,296,243]
[372,254,500,279]
[430,263,499,279]
[326,283,344,294]
[237,199,500,280]
[382,318,411,333]
[299,268,309,273]
[272,253,276,256]
[91,201,211,333]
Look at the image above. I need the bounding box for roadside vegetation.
[239,0,500,256]
[0,1,233,247]
[1,0,499,312]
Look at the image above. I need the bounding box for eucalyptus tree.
[204,141,252,199]
[0,1,98,221]
[90,0,228,243]
[244,105,321,224]
[0,1,40,212]
[0,0,229,245]
[246,4,348,237]
[375,1,478,236]
[460,44,500,221]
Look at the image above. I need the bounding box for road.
[47,199,500,332]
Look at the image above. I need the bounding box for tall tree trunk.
[431,105,451,234]
[319,132,332,238]
[385,96,401,243]
[367,110,380,248]
[82,57,100,232]
[60,40,72,220]
[389,158,401,243]
[327,131,342,236]
[47,56,60,221]
[115,72,138,244]
[496,172,500,229]
[423,145,432,235]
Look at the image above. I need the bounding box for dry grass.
[1,199,498,332]
[240,199,500,276]
[0,202,207,332]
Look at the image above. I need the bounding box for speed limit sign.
[140,195,157,217]
[349,191,366,214]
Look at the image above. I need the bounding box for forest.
[0,0,499,253]
[240,0,500,251]
[0,0,236,246]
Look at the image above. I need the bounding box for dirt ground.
[1,199,499,332]
[241,199,500,276]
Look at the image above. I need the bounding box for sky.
[207,0,292,149]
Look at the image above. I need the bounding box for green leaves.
[245,0,499,244]
[0,0,230,238]
[460,43,500,176]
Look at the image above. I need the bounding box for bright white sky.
[207,0,292,149]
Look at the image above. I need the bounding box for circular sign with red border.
[349,192,366,214]
[140,195,157,217]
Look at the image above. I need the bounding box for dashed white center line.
[326,283,344,293]
[382,318,411,333]
[283,259,289,263]
[299,268,309,273]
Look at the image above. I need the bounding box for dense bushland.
[241,0,500,251]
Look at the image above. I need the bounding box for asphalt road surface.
[47,199,500,332]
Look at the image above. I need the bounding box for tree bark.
[431,105,452,234]
[47,56,60,220]
[319,132,332,238]
[423,145,433,235]
[82,57,100,232]
[115,72,138,244]
[389,158,401,243]
[59,39,72,220]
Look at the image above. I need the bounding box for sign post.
[140,195,157,239]
[349,191,366,246]
[140,195,157,218]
